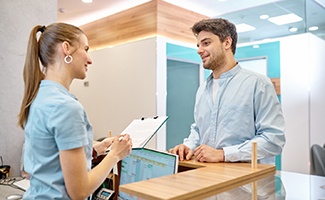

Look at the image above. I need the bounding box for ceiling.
[57,0,325,44]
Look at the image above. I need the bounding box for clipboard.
[107,116,169,151]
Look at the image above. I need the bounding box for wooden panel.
[80,0,208,50]
[271,78,281,95]
[119,161,276,200]
[156,0,208,44]
[81,1,157,50]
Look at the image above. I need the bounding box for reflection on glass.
[216,0,325,44]
[203,175,286,200]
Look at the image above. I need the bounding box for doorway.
[166,59,200,149]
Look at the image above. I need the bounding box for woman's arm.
[60,134,132,200]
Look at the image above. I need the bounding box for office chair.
[310,144,325,176]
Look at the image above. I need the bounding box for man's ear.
[224,36,232,50]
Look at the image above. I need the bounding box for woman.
[18,22,132,199]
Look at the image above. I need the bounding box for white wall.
[0,0,57,177]
[309,35,325,147]
[280,33,325,174]
[70,37,158,148]
[156,37,167,150]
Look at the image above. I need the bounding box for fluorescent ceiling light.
[235,23,256,33]
[259,15,269,20]
[289,27,298,32]
[82,0,93,3]
[268,13,302,25]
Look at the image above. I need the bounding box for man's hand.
[168,144,194,161]
[193,144,224,162]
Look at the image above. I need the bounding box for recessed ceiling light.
[259,15,269,20]
[289,27,298,32]
[308,26,319,31]
[235,23,256,33]
[82,0,93,3]
[268,13,303,25]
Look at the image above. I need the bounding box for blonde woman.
[18,23,132,199]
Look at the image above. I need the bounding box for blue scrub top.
[23,80,93,199]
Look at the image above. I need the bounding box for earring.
[64,55,73,64]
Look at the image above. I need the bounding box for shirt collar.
[40,80,78,100]
[206,63,242,84]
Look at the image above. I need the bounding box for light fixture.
[289,27,298,32]
[235,23,256,33]
[308,26,319,31]
[268,13,303,25]
[253,44,260,48]
[259,15,269,20]
[82,0,93,3]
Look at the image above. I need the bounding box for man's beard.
[203,51,226,72]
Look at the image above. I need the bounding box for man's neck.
[212,59,237,79]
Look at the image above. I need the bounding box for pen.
[118,135,124,141]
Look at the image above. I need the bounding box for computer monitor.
[119,148,178,200]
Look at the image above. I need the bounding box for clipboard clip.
[141,116,159,120]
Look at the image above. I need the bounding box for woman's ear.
[61,41,71,56]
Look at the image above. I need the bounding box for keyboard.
[13,178,30,191]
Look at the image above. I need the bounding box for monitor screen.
[119,148,178,200]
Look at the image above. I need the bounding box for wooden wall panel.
[80,0,208,50]
[271,78,281,95]
[81,1,157,50]
[157,0,208,44]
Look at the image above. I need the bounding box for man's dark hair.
[191,18,238,54]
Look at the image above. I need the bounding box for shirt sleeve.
[47,99,89,151]
[183,123,200,150]
[183,81,208,150]
[223,78,286,163]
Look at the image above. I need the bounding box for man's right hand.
[168,144,193,161]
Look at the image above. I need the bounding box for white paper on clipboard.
[107,116,169,152]
[122,116,169,148]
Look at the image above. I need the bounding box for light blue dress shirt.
[23,80,93,199]
[183,65,285,164]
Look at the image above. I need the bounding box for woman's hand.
[108,134,132,160]
[93,137,114,156]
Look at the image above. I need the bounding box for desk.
[2,168,324,199]
[119,160,275,199]
[119,160,325,200]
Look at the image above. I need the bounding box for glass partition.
[218,0,324,44]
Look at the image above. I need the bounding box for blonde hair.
[18,23,84,129]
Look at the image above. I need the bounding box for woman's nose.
[87,56,92,65]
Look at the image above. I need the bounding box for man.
[168,18,285,164]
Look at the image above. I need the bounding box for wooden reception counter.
[119,160,276,200]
